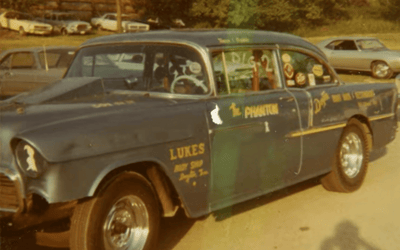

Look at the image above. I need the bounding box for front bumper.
[28,30,52,35]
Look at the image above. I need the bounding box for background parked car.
[39,12,92,35]
[317,37,400,79]
[0,11,53,36]
[0,46,76,99]
[90,13,149,32]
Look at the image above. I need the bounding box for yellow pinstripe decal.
[288,113,395,138]
[369,113,395,121]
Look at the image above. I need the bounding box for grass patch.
[294,17,400,38]
[0,29,114,53]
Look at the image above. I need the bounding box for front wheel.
[19,26,26,36]
[321,122,369,192]
[70,172,160,250]
[61,28,68,36]
[371,61,393,79]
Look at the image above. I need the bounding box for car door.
[328,40,360,70]
[105,15,117,31]
[0,52,50,97]
[206,48,305,210]
[279,49,345,180]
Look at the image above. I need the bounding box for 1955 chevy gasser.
[0,29,397,250]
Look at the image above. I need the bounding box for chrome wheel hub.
[340,132,363,178]
[374,64,389,78]
[103,195,149,250]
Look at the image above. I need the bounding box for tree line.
[1,0,399,32]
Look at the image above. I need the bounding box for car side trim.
[287,123,347,138]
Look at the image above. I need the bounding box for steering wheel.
[170,75,208,94]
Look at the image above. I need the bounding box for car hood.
[63,20,90,26]
[23,20,52,27]
[0,77,195,163]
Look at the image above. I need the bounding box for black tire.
[70,172,160,250]
[321,122,370,192]
[371,61,393,79]
[19,26,26,36]
[61,28,68,36]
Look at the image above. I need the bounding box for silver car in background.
[316,37,400,79]
[39,12,92,35]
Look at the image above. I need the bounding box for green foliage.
[378,0,400,21]
[0,0,45,12]
[190,0,351,32]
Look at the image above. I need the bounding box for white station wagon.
[0,11,53,36]
[91,13,149,33]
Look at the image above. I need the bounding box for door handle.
[279,96,294,102]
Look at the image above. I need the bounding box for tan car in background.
[0,46,76,99]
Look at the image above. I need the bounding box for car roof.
[0,46,77,59]
[81,29,326,58]
[316,36,378,46]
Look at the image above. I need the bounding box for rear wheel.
[321,121,370,192]
[70,172,160,250]
[19,26,26,36]
[61,28,68,36]
[371,61,393,79]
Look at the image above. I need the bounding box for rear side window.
[10,52,36,69]
[280,50,336,88]
[212,49,281,95]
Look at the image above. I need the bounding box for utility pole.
[116,0,122,33]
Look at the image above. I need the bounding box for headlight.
[15,141,47,178]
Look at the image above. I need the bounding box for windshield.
[59,14,78,21]
[356,39,387,50]
[16,13,33,20]
[65,44,210,95]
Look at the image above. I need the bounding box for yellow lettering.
[355,90,375,99]
[190,160,204,170]
[169,149,177,161]
[179,171,197,183]
[332,94,342,103]
[192,144,198,156]
[199,168,209,176]
[174,163,188,173]
[184,146,192,157]
[342,93,352,101]
[198,143,205,155]
[177,148,185,159]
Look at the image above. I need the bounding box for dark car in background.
[317,37,400,79]
[0,30,397,250]
[0,46,76,99]
[39,12,92,35]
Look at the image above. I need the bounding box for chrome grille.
[0,173,19,211]
[34,26,51,31]
[77,24,88,31]
[128,25,148,31]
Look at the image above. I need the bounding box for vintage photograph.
[1,0,399,249]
